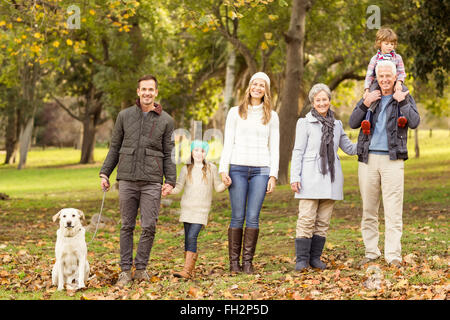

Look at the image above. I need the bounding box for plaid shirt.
[364,50,406,89]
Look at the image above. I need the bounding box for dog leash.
[87,190,107,246]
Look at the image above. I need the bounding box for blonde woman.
[219,72,280,274]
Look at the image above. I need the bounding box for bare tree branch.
[50,95,82,122]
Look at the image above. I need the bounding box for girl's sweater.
[218,104,280,178]
[171,162,226,225]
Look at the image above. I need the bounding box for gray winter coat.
[290,112,357,200]
[349,88,420,163]
[100,103,177,186]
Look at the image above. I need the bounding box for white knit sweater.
[170,163,227,225]
[218,104,280,178]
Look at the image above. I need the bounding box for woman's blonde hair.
[375,27,398,49]
[238,79,272,125]
[187,155,209,184]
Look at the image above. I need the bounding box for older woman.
[290,83,356,271]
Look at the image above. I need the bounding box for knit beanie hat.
[249,72,270,89]
[190,140,209,156]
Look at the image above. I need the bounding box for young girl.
[170,140,229,279]
[362,27,408,134]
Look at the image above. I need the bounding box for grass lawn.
[0,130,448,300]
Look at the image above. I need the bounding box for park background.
[0,0,448,300]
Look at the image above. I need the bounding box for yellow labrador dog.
[52,208,90,291]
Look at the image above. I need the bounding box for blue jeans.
[184,222,203,252]
[228,165,270,229]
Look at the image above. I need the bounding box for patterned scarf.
[376,49,396,61]
[311,108,336,182]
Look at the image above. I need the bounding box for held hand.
[161,184,174,197]
[220,172,232,186]
[394,81,403,92]
[266,177,276,194]
[363,90,381,107]
[290,182,301,193]
[100,178,110,192]
[393,89,409,103]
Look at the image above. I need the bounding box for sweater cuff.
[218,164,229,175]
[269,169,278,180]
[99,173,109,180]
[165,181,176,188]
[358,99,369,111]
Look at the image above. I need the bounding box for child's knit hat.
[190,140,209,156]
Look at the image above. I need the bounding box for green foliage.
[0,0,448,139]
[400,0,449,96]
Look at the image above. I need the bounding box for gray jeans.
[118,180,162,271]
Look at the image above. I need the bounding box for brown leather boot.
[242,228,259,274]
[228,228,243,272]
[173,251,198,279]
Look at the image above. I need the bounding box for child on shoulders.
[361,27,408,134]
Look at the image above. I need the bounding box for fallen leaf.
[393,279,409,290]
[188,286,198,298]
[131,292,141,300]
[292,291,302,300]
[404,253,417,264]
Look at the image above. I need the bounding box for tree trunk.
[79,98,103,164]
[213,45,237,131]
[17,116,35,170]
[4,109,20,164]
[414,128,420,158]
[224,46,237,114]
[16,62,39,169]
[80,116,96,164]
[277,0,312,185]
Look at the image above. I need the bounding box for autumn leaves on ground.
[0,131,449,300]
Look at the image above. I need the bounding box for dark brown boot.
[228,228,243,272]
[242,228,259,274]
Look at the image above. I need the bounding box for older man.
[349,60,420,267]
[100,74,176,286]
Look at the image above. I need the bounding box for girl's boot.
[173,251,198,279]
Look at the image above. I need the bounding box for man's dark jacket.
[100,102,176,186]
[349,84,420,163]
